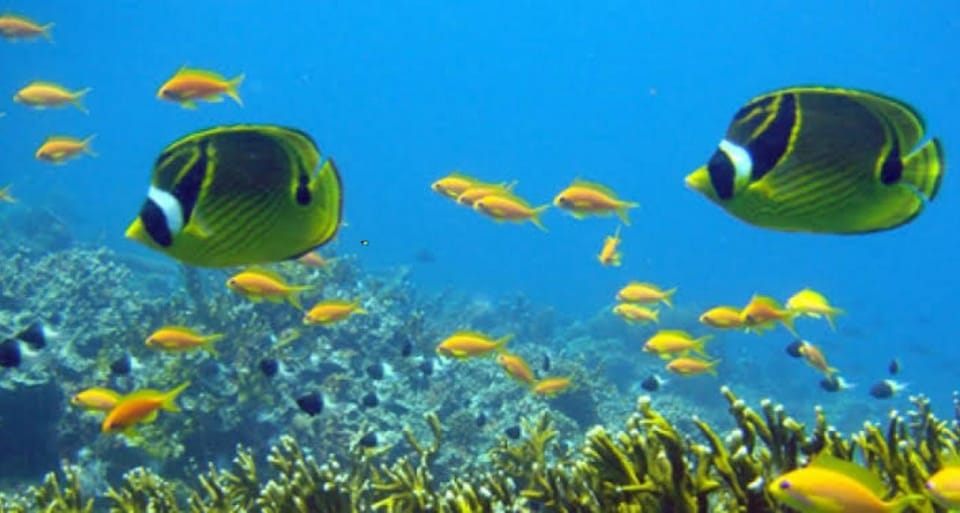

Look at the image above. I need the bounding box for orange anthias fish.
[797,341,838,376]
[532,377,572,397]
[665,356,719,377]
[786,288,845,331]
[14,81,91,113]
[456,181,517,207]
[435,331,512,358]
[145,326,224,356]
[35,135,97,164]
[0,185,16,203]
[101,382,190,435]
[0,14,53,41]
[296,251,333,269]
[431,172,482,200]
[643,330,712,359]
[157,67,244,109]
[226,267,312,309]
[740,295,798,336]
[926,461,960,509]
[71,387,122,412]
[473,192,549,231]
[613,303,659,324]
[769,454,924,513]
[303,299,366,325]
[699,306,744,329]
[497,353,536,385]
[553,179,639,225]
[597,225,623,266]
[616,282,676,307]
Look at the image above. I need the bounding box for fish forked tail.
[885,493,926,513]
[82,134,98,156]
[692,335,714,357]
[824,307,844,331]
[530,204,550,232]
[615,200,640,226]
[779,310,800,337]
[493,334,514,353]
[161,381,191,412]
[72,87,92,114]
[202,333,225,356]
[0,185,16,203]
[286,286,315,310]
[661,288,678,308]
[226,73,245,106]
[902,137,944,202]
[42,22,54,42]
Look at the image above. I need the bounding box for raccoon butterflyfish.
[125,125,343,267]
[685,86,945,234]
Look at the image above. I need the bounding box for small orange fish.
[101,382,190,435]
[613,303,659,324]
[497,353,535,384]
[740,294,798,336]
[0,14,53,41]
[14,81,91,113]
[303,299,366,325]
[797,341,837,376]
[616,282,676,307]
[665,356,719,377]
[456,181,517,206]
[157,67,244,109]
[35,135,96,164]
[553,179,639,225]
[643,330,712,359]
[145,326,224,356]
[296,251,332,269]
[769,454,923,513]
[0,185,15,203]
[473,192,549,231]
[699,306,744,329]
[431,172,482,200]
[532,377,572,397]
[926,462,960,509]
[598,226,623,266]
[436,331,511,358]
[786,288,844,331]
[71,387,122,412]
[226,267,312,309]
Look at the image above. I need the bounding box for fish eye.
[779,480,790,490]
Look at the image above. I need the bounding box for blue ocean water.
[0,0,957,451]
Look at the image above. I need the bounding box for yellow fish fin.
[142,410,160,424]
[245,266,287,284]
[225,73,244,106]
[615,201,639,226]
[41,22,54,42]
[203,94,224,103]
[900,137,944,201]
[180,99,198,110]
[884,494,926,513]
[161,381,190,413]
[809,454,886,497]
[661,288,677,308]
[82,134,98,156]
[530,204,549,232]
[707,359,721,376]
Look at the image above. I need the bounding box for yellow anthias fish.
[612,303,659,324]
[303,299,366,325]
[157,66,244,109]
[227,267,313,309]
[456,180,517,207]
[0,185,16,203]
[532,377,572,397]
[14,81,91,113]
[926,461,960,509]
[769,454,924,512]
[685,87,944,234]
[740,294,798,336]
[665,356,719,377]
[497,353,535,385]
[616,282,676,307]
[431,172,483,200]
[597,225,623,266]
[787,288,845,330]
[71,387,122,412]
[699,306,744,329]
[473,192,549,231]
[553,179,639,225]
[35,135,97,164]
[643,330,712,359]
[145,326,224,356]
[125,125,343,268]
[0,14,53,41]
[436,331,511,358]
[101,382,190,436]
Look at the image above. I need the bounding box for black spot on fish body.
[296,392,323,416]
[785,340,805,358]
[819,375,840,392]
[869,381,894,399]
[139,199,173,247]
[0,339,21,368]
[366,362,384,380]
[110,355,132,375]
[360,240,369,246]
[260,358,279,378]
[746,93,795,181]
[707,150,736,200]
[640,375,660,392]
[361,392,379,408]
[170,140,208,225]
[16,322,46,350]
[505,425,521,439]
[295,172,311,206]
[359,432,378,448]
[879,136,903,185]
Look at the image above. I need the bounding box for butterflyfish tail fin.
[226,73,245,106]
[901,137,944,202]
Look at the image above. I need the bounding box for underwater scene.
[0,1,958,512]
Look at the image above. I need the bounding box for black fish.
[414,248,436,263]
[0,339,21,368]
[361,392,379,408]
[542,353,551,373]
[419,358,434,376]
[641,374,663,392]
[296,393,323,416]
[819,375,840,392]
[16,322,47,350]
[505,425,521,440]
[260,358,279,378]
[785,340,805,358]
[110,355,132,375]
[869,380,906,399]
[366,362,384,380]
[400,339,413,357]
[888,358,900,376]
[475,412,487,427]
[359,432,378,447]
